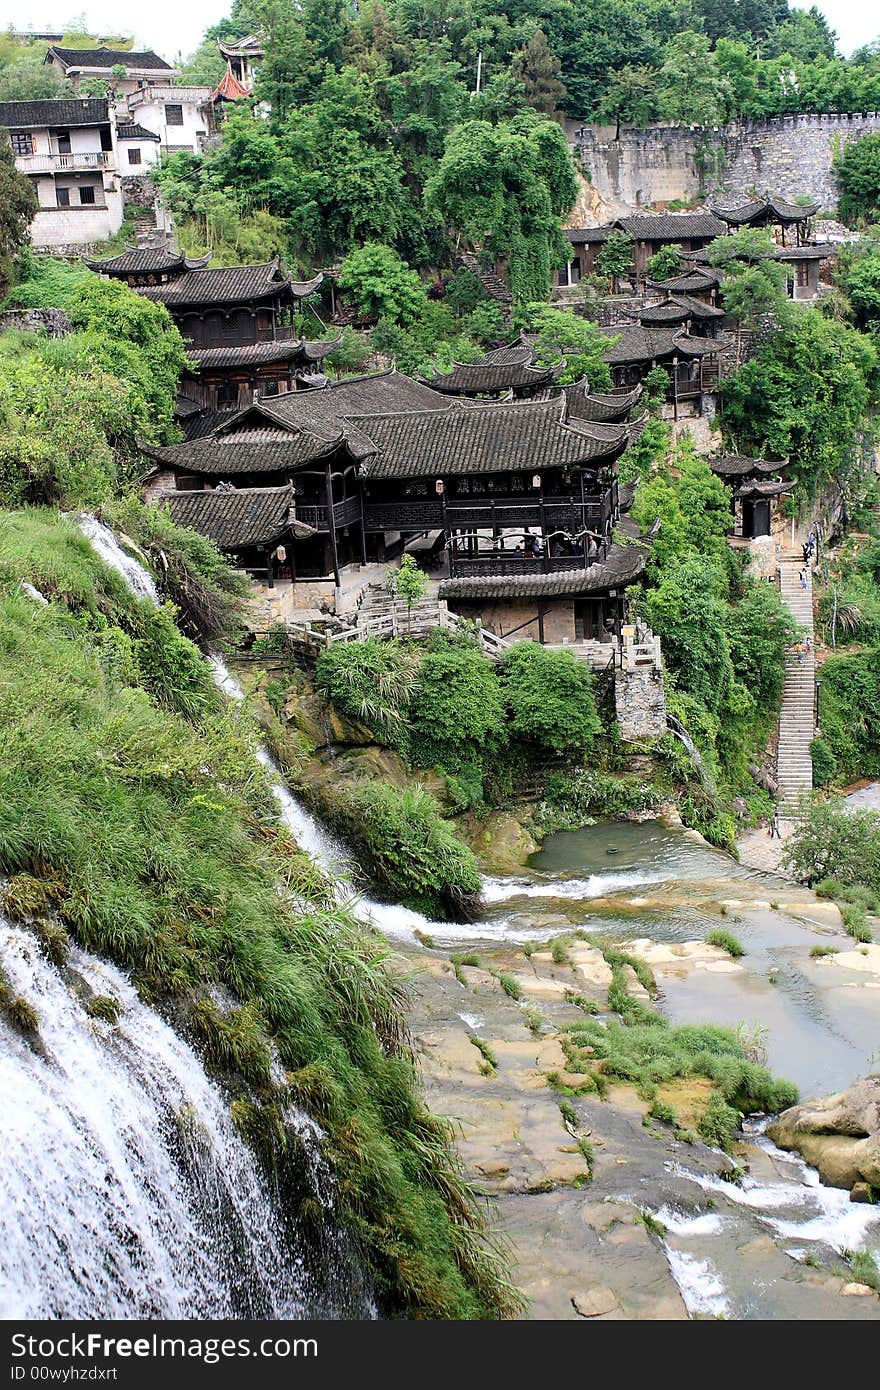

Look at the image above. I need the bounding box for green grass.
[469,1035,497,1075]
[498,972,523,1001]
[648,1098,678,1126]
[840,903,874,943]
[706,928,746,957]
[637,1210,667,1237]
[841,1249,880,1292]
[810,945,840,958]
[0,510,520,1320]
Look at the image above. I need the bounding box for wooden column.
[325,459,341,587]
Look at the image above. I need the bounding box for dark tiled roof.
[137,261,321,306]
[46,46,173,71]
[710,454,785,477]
[712,197,820,225]
[639,294,724,325]
[162,486,295,549]
[617,212,726,241]
[356,397,629,481]
[559,381,643,422]
[440,543,647,600]
[173,396,203,417]
[116,122,160,141]
[636,301,691,326]
[734,479,791,498]
[264,369,459,456]
[142,427,337,475]
[421,360,557,395]
[772,243,834,261]
[185,339,339,370]
[479,338,533,366]
[0,98,108,127]
[567,226,612,245]
[601,323,726,364]
[179,408,240,440]
[84,245,192,275]
[645,269,721,292]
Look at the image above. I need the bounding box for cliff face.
[569,112,880,215]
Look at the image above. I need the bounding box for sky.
[0,0,876,66]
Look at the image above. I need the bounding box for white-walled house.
[44,46,177,96]
[0,98,123,249]
[124,85,213,156]
[115,119,161,173]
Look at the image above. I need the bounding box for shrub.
[315,639,419,744]
[706,928,746,958]
[500,642,600,756]
[785,800,880,895]
[810,736,838,788]
[408,644,507,777]
[698,1094,741,1151]
[322,779,481,918]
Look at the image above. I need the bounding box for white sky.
[0,0,876,66]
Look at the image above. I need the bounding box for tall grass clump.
[0,512,519,1320]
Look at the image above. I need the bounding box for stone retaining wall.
[571,112,880,215]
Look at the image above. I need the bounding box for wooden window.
[10,132,33,156]
[100,127,113,152]
[217,381,239,406]
[127,147,142,165]
[164,104,184,127]
[78,185,96,205]
[56,187,70,207]
[796,262,810,288]
[55,131,71,154]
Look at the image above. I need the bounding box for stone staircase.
[776,557,815,809]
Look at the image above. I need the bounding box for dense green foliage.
[0,272,184,508]
[500,642,600,756]
[836,134,880,224]
[785,800,880,895]
[320,779,482,917]
[721,308,879,501]
[815,647,880,783]
[0,510,517,1319]
[0,133,37,286]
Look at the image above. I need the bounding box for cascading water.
[76,514,160,605]
[0,916,369,1318]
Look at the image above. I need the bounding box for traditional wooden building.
[84,248,335,407]
[143,371,643,637]
[421,338,559,398]
[562,212,727,286]
[600,323,727,416]
[644,266,722,304]
[711,196,820,245]
[773,243,834,302]
[710,454,792,539]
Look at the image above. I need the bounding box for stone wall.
[614,665,667,742]
[120,175,158,210]
[0,307,70,338]
[571,112,880,216]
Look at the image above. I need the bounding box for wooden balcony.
[295,495,363,530]
[18,151,111,174]
[363,494,613,533]
[449,550,606,579]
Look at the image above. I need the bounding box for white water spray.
[0,917,362,1318]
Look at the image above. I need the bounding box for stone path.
[776,557,815,808]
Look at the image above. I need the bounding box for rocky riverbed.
[394,820,880,1320]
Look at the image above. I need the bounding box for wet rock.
[768,1077,880,1190]
[465,812,539,873]
[458,965,502,992]
[621,963,650,999]
[850,1183,874,1204]
[841,1283,876,1297]
[571,1286,619,1317]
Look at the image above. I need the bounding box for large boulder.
[768,1078,880,1191]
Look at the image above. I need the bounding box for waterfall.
[76,514,160,606]
[0,916,368,1319]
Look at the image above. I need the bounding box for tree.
[500,642,600,755]
[597,64,658,138]
[836,133,880,225]
[725,579,797,715]
[645,556,735,715]
[385,553,429,636]
[338,243,429,325]
[511,30,566,119]
[657,30,728,125]
[721,309,879,498]
[595,231,634,292]
[835,245,880,333]
[425,113,577,304]
[632,441,732,578]
[706,228,790,328]
[784,799,880,891]
[521,302,613,387]
[645,244,682,281]
[0,133,37,292]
